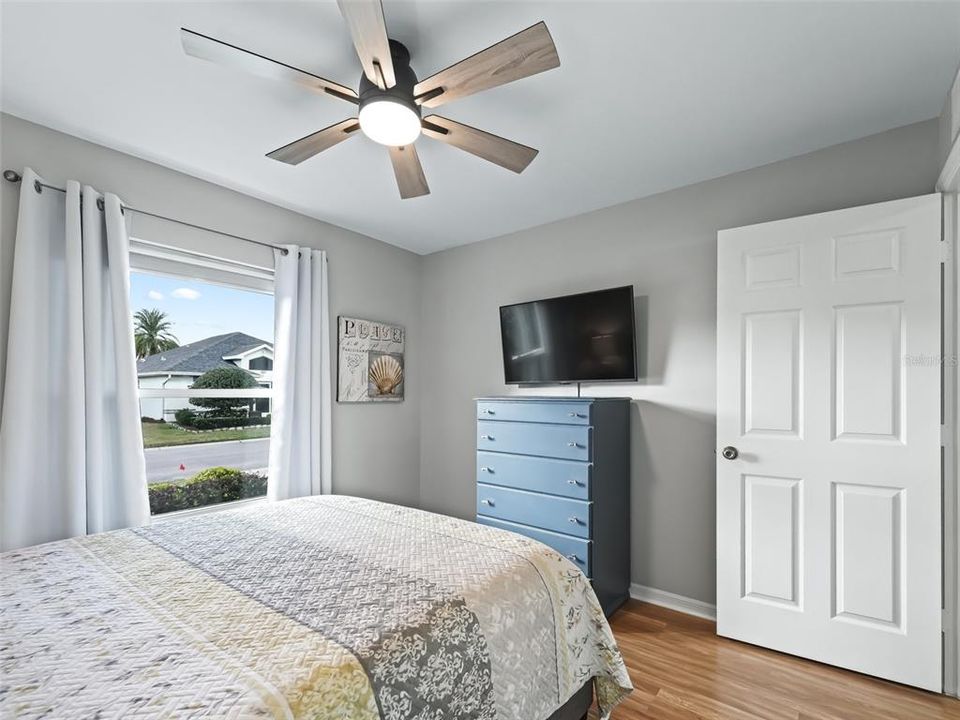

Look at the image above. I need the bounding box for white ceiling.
[2,2,959,254]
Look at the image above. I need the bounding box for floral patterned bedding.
[1,495,632,719]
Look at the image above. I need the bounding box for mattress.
[1,495,632,719]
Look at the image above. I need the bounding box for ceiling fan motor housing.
[358,39,420,118]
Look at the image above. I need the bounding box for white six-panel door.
[716,194,943,690]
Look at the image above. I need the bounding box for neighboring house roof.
[137,332,272,376]
[222,342,273,361]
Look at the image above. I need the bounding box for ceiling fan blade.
[266,119,361,165]
[413,21,559,109]
[387,145,429,199]
[421,115,538,173]
[337,0,396,89]
[181,28,358,104]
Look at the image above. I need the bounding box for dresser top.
[475,396,630,403]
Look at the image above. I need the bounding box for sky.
[129,271,274,346]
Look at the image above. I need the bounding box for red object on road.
[179,463,186,471]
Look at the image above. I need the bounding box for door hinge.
[945,425,954,448]
[943,241,953,264]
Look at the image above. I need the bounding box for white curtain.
[0,168,150,551]
[267,246,332,499]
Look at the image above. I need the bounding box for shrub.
[191,466,243,483]
[189,367,259,417]
[141,416,165,424]
[148,467,268,515]
[174,408,196,426]
[187,415,271,430]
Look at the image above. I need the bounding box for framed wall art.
[337,316,405,403]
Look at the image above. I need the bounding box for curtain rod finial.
[3,170,22,183]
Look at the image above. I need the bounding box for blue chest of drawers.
[475,396,630,616]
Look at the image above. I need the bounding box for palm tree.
[133,308,179,359]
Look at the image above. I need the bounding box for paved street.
[144,438,269,483]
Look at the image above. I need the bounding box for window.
[249,356,273,371]
[129,240,275,516]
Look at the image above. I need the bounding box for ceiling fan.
[180,1,560,199]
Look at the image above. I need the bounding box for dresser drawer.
[477,483,591,538]
[477,516,591,576]
[477,451,590,500]
[477,420,591,461]
[477,400,591,426]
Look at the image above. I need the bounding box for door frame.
[937,110,959,696]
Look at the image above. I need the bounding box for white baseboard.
[629,583,717,621]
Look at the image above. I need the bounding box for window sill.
[150,495,268,522]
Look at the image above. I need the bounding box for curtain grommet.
[33,179,42,194]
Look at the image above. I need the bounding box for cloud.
[171,288,201,300]
[147,290,164,301]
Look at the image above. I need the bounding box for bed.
[1,495,632,719]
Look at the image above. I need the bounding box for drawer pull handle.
[567,442,583,448]
[481,434,493,441]
[568,516,581,525]
[480,466,491,473]
[567,479,582,486]
[480,499,493,506]
[480,409,495,415]
[566,554,580,563]
[567,412,584,418]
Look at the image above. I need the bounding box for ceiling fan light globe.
[359,99,421,147]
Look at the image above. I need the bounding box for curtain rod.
[2,169,289,256]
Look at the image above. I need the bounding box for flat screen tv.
[499,285,637,384]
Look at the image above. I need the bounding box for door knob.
[721,446,739,460]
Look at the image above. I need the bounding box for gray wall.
[0,113,422,507]
[938,63,959,173]
[418,119,941,605]
[0,113,944,604]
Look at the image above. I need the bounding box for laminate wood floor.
[587,601,960,720]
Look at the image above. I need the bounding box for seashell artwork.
[368,354,404,395]
[338,316,405,402]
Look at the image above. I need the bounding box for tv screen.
[499,286,637,384]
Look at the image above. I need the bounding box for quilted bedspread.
[1,495,632,719]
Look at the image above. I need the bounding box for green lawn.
[141,422,271,448]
